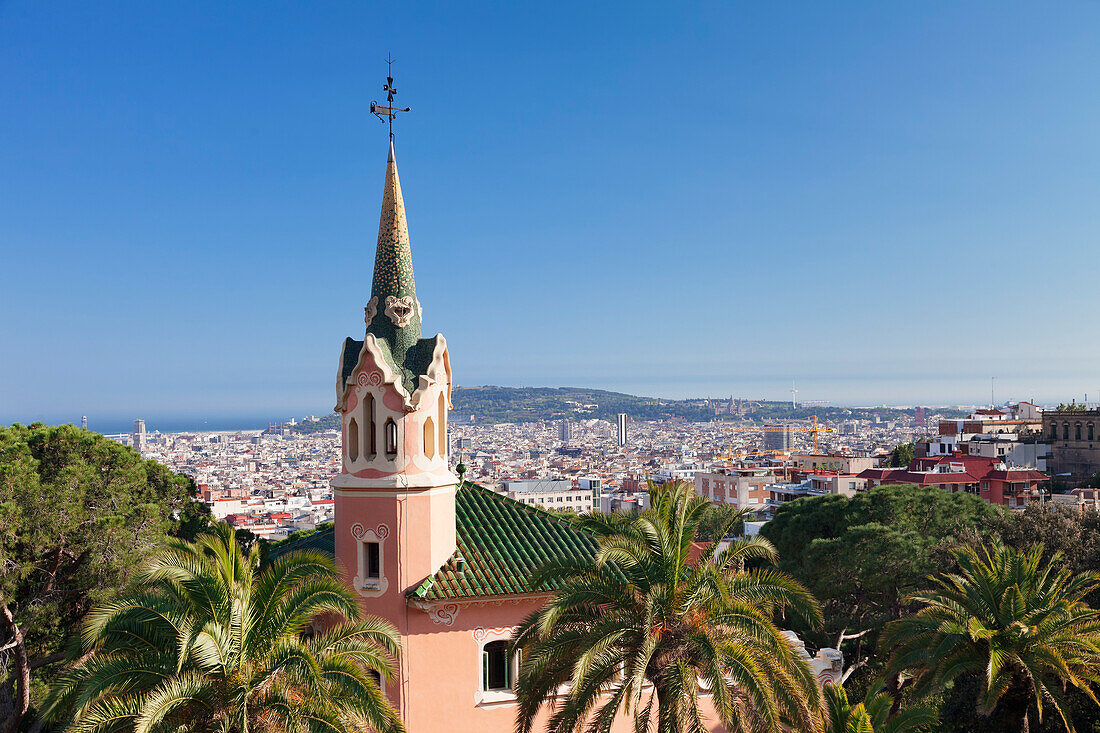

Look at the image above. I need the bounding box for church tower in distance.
[332,138,456,630]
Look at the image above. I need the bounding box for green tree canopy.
[760,485,1004,686]
[45,522,403,733]
[512,481,825,733]
[0,423,207,733]
[882,542,1100,733]
[889,443,915,468]
[823,682,935,733]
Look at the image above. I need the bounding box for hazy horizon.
[5,379,1092,437]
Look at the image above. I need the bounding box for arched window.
[385,418,398,455]
[423,417,436,459]
[1090,423,1095,441]
[1076,424,1083,441]
[365,393,376,456]
[482,641,513,691]
[348,418,359,462]
[438,393,446,459]
[1064,423,1071,440]
[1051,423,1058,439]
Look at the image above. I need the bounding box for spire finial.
[370,53,411,144]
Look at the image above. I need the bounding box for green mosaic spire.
[366,141,423,380]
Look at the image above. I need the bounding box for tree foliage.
[882,542,1100,733]
[44,522,403,733]
[760,485,1004,687]
[694,501,748,542]
[823,682,935,733]
[0,423,208,732]
[512,481,825,733]
[889,443,915,468]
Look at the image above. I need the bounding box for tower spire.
[364,60,421,369]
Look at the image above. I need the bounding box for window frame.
[474,627,523,707]
[385,418,398,456]
[353,528,388,597]
[482,640,513,692]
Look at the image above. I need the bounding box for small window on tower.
[366,542,380,579]
[424,416,436,459]
[348,419,360,462]
[366,393,377,456]
[438,393,446,459]
[385,419,398,455]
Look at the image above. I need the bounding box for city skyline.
[3,1,1100,426]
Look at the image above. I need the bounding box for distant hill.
[450,386,966,424]
[286,386,966,431]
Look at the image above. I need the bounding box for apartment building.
[501,479,595,512]
[1043,408,1100,486]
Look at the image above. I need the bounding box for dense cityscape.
[114,393,1100,543]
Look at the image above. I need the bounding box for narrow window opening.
[438,393,447,460]
[366,393,376,455]
[366,542,380,579]
[385,419,398,455]
[348,418,360,462]
[424,416,436,459]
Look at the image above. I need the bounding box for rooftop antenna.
[370,53,411,144]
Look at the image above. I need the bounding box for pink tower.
[331,138,456,695]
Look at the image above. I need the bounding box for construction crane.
[721,446,800,482]
[723,415,836,454]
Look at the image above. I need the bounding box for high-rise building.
[616,412,628,447]
[763,426,791,452]
[557,420,573,444]
[132,419,146,453]
[913,406,927,431]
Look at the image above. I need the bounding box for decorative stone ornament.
[427,603,461,626]
[363,296,379,326]
[385,294,419,328]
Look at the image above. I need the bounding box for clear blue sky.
[3,1,1099,429]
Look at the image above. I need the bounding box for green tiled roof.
[262,486,600,602]
[410,484,599,601]
[340,337,363,388]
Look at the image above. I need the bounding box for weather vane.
[370,53,411,142]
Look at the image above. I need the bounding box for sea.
[5,414,300,436]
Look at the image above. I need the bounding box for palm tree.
[45,522,403,733]
[822,683,934,733]
[512,481,826,733]
[882,541,1100,733]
